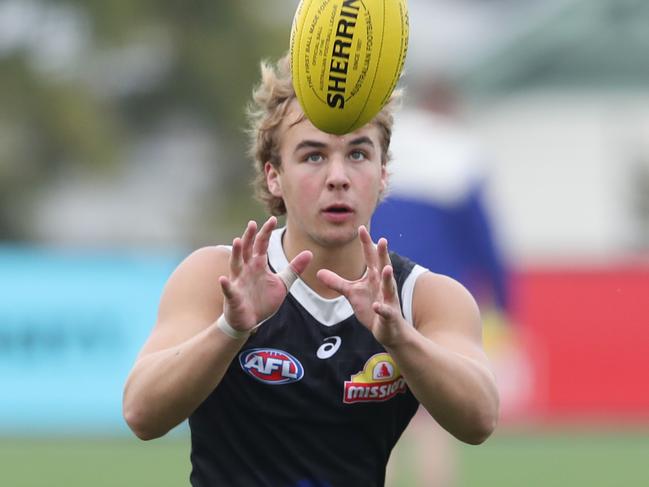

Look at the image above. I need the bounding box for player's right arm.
[122,243,243,440]
[123,217,312,440]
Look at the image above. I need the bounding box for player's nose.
[325,157,351,190]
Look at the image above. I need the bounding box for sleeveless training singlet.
[189,228,428,487]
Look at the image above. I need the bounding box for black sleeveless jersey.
[189,228,428,487]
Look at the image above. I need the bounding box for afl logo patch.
[239,348,304,385]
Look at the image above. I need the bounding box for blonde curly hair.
[247,54,399,215]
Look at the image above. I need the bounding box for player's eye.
[349,150,367,161]
[304,153,324,163]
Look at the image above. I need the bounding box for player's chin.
[313,224,359,247]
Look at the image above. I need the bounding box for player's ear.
[379,162,388,194]
[265,162,283,197]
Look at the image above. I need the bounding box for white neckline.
[268,228,355,327]
[266,227,424,328]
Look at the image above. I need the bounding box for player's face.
[266,100,387,247]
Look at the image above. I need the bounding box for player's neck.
[282,227,366,299]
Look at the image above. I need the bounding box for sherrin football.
[290,0,409,135]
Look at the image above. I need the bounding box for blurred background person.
[374,76,528,487]
[372,77,509,317]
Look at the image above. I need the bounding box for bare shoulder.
[158,245,231,314]
[138,245,231,357]
[411,271,482,343]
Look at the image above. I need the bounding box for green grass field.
[1,429,647,486]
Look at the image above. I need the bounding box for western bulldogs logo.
[343,353,407,404]
[239,348,304,385]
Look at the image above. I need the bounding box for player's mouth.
[321,204,355,223]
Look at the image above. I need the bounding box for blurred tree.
[0,0,292,240]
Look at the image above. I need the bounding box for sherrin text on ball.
[290,0,409,135]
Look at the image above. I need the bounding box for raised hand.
[219,217,312,333]
[316,226,405,346]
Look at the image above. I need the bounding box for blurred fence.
[0,246,181,435]
[513,264,649,422]
[2,245,648,436]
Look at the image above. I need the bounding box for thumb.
[289,250,313,276]
[372,301,399,321]
[278,250,313,291]
[316,269,348,296]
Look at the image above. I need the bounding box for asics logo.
[317,336,342,359]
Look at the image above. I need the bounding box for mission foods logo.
[239,348,304,385]
[343,353,407,404]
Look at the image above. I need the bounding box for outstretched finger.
[381,265,397,302]
[241,220,257,263]
[316,269,350,297]
[230,237,243,276]
[219,275,236,301]
[372,301,399,321]
[377,237,392,270]
[358,225,378,270]
[253,216,277,257]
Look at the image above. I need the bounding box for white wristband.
[216,315,250,339]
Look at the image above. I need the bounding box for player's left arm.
[317,226,499,444]
[388,271,500,445]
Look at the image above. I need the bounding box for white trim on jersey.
[268,228,354,326]
[401,264,428,325]
[267,228,425,328]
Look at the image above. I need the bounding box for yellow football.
[290,0,409,135]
